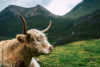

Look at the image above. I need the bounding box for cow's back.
[0,39,18,67]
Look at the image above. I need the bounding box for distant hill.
[0,5,53,36]
[64,0,100,19]
[56,9,100,44]
[0,5,54,17]
[0,5,73,43]
[0,3,100,45]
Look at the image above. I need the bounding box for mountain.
[0,4,100,45]
[56,9,100,44]
[0,5,55,20]
[0,5,52,36]
[0,5,73,43]
[64,0,100,19]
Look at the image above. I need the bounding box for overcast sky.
[0,0,83,16]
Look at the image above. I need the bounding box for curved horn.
[42,20,52,33]
[20,16,27,34]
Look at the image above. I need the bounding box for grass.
[39,39,100,67]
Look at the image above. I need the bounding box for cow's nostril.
[49,46,53,52]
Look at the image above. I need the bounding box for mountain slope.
[0,4,100,45]
[0,5,73,43]
[56,9,100,44]
[0,5,54,17]
[64,0,100,19]
[0,5,51,36]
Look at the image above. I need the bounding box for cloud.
[10,0,50,7]
[0,0,50,11]
[45,0,83,16]
[0,0,11,11]
[10,0,38,7]
[0,0,83,15]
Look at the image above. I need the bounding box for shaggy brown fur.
[0,39,31,67]
[0,29,53,67]
[0,16,53,67]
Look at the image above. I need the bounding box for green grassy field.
[39,39,100,67]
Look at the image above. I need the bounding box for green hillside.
[39,39,100,67]
[0,4,100,45]
[64,0,100,19]
[55,9,100,45]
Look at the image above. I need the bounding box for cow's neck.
[14,45,33,67]
[5,39,33,66]
[22,45,33,66]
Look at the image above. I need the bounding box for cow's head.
[16,16,53,56]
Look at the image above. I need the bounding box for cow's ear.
[16,34,27,43]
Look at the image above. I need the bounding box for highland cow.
[0,16,53,67]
